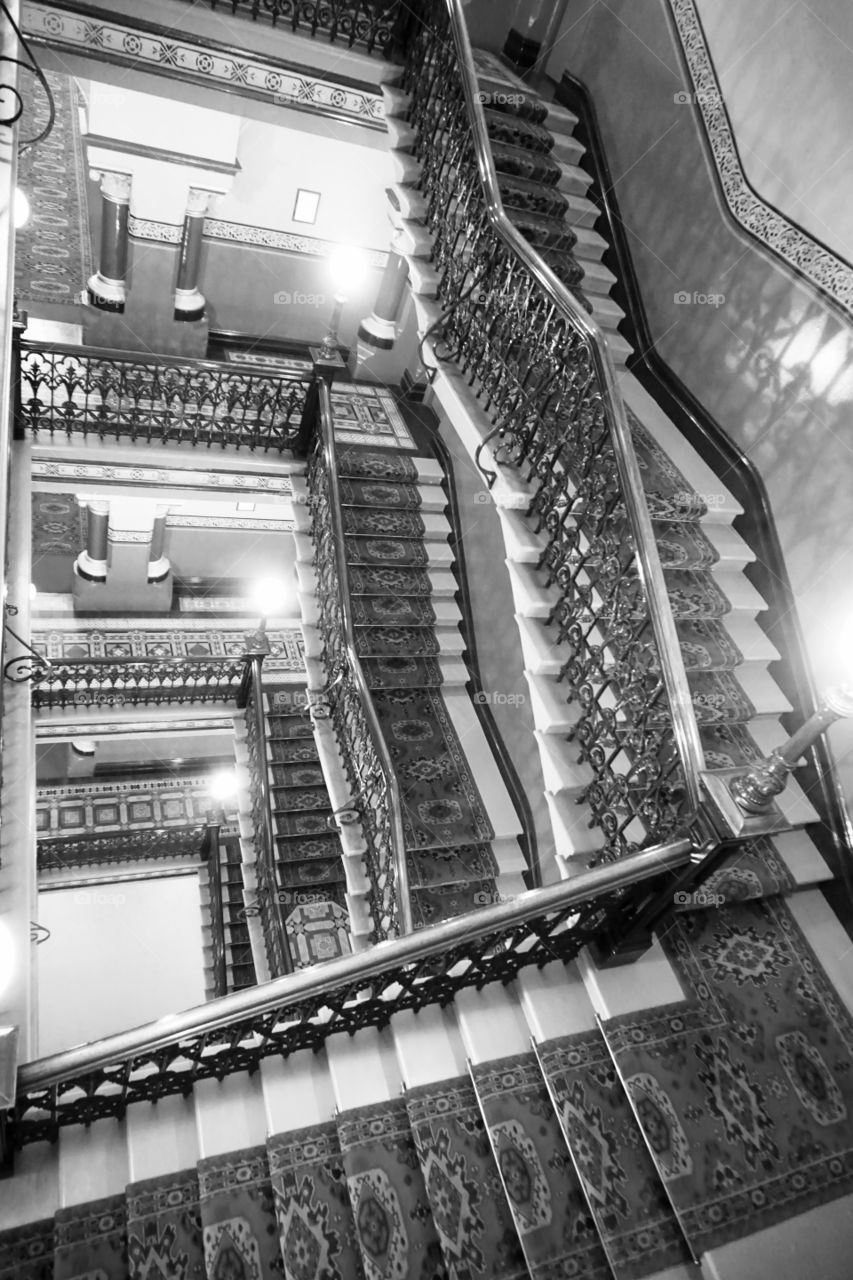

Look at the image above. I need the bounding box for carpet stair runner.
[6,891,853,1278]
[199,835,257,996]
[384,43,833,908]
[296,442,528,931]
[235,683,355,973]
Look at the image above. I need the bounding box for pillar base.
[174,287,206,323]
[87,273,126,313]
[73,552,107,583]
[147,556,171,585]
[357,313,397,350]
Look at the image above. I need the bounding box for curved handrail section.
[14,836,692,1104]
[309,378,412,937]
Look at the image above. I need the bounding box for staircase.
[235,682,355,971]
[294,432,529,933]
[384,35,835,908]
[5,895,853,1279]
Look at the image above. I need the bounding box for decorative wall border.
[32,458,295,496]
[668,0,853,313]
[22,1,385,129]
[36,716,235,739]
[127,214,388,268]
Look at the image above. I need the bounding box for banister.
[17,337,309,380]
[15,834,693,1092]
[202,820,229,998]
[243,652,294,974]
[439,0,705,811]
[315,378,412,934]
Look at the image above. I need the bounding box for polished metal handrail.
[316,379,412,932]
[16,836,692,1091]
[441,0,706,809]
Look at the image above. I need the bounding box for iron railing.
[25,655,252,710]
[202,821,229,1000]
[7,836,694,1146]
[242,654,293,975]
[403,0,706,859]
[307,379,411,940]
[37,825,207,872]
[16,341,310,452]
[205,0,414,56]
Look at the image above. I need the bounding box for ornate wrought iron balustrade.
[204,0,413,56]
[201,822,229,999]
[307,380,411,941]
[16,341,310,453]
[241,655,293,975]
[402,0,706,859]
[7,837,693,1147]
[27,656,252,710]
[37,825,208,872]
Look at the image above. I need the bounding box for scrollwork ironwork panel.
[307,417,409,941]
[29,657,251,710]
[207,0,413,56]
[17,343,310,453]
[402,1,694,859]
[242,660,292,976]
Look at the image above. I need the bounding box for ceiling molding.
[127,214,389,268]
[22,1,386,130]
[32,457,295,496]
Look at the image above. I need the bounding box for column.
[87,171,132,312]
[174,188,212,322]
[356,245,409,351]
[148,506,170,584]
[74,500,109,583]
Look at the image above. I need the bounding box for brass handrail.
[16,835,692,1090]
[316,379,412,932]
[442,0,706,809]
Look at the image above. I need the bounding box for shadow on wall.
[549,0,853,806]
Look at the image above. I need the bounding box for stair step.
[573,224,609,261]
[564,190,599,226]
[577,256,618,294]
[556,158,593,194]
[589,291,625,330]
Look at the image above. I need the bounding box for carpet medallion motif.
[268,1123,364,1280]
[605,899,853,1252]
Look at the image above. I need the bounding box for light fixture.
[246,577,290,647]
[317,245,370,360]
[328,244,368,296]
[208,767,238,803]
[13,188,30,230]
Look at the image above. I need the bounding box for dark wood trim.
[554,71,853,896]
[84,134,241,175]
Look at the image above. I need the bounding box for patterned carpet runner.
[5,898,852,1277]
[15,71,93,308]
[602,897,853,1256]
[336,444,501,930]
[263,685,352,970]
